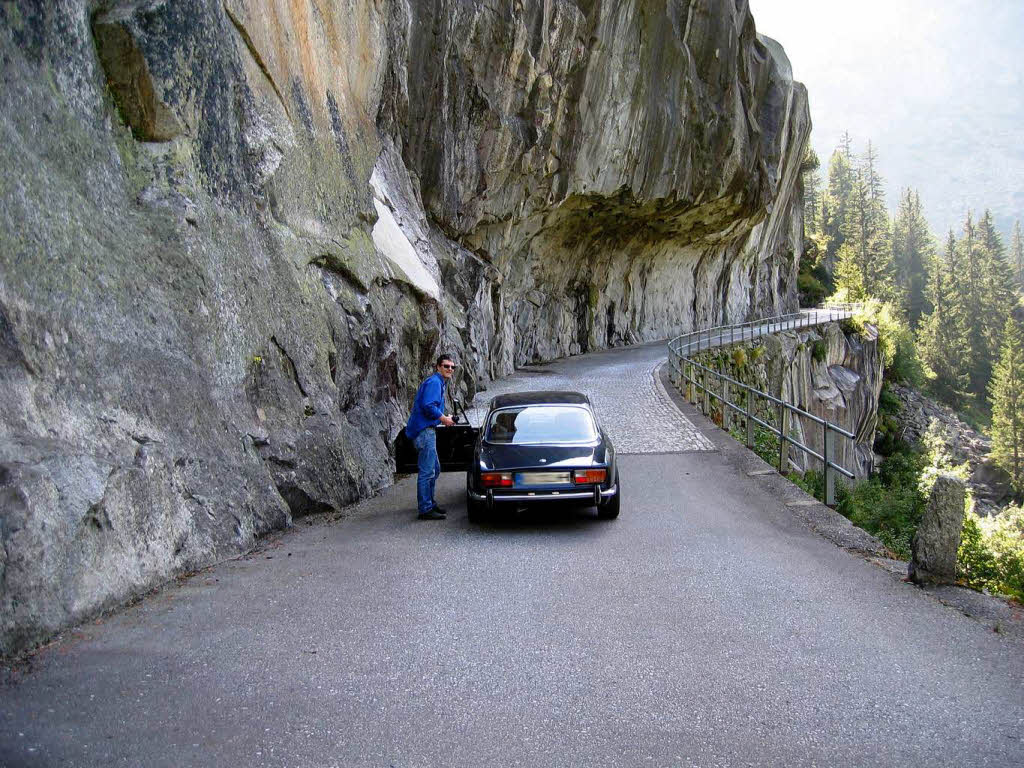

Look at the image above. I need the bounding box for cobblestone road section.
[464,342,714,454]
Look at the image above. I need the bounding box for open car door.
[394,397,479,473]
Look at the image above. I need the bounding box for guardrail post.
[685,362,693,402]
[745,391,755,448]
[702,368,710,415]
[779,405,790,473]
[824,426,836,507]
[722,379,731,432]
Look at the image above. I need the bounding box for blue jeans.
[414,427,441,515]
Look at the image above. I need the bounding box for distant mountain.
[753,0,1023,240]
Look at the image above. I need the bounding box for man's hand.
[439,415,455,427]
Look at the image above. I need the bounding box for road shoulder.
[656,360,1024,642]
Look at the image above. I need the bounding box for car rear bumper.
[468,484,618,504]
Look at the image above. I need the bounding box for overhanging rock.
[0,0,810,655]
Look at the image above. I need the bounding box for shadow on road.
[462,505,616,535]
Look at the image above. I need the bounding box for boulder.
[909,474,967,586]
[971,458,1013,504]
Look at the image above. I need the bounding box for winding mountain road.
[2,340,1023,767]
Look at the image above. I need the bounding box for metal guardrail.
[819,301,864,313]
[668,306,864,507]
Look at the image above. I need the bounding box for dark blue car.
[466,391,620,522]
[396,391,619,522]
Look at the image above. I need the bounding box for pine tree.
[835,162,868,298]
[1012,221,1024,285]
[834,242,866,300]
[822,134,854,275]
[798,147,831,303]
[990,316,1024,493]
[956,210,1020,393]
[838,130,853,163]
[978,209,1017,335]
[834,141,895,303]
[891,189,934,326]
[801,147,823,236]
[919,231,968,392]
[860,142,897,304]
[862,141,885,209]
[959,211,990,392]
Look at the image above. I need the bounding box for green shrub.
[826,448,926,558]
[811,339,828,364]
[729,423,780,468]
[878,385,900,414]
[958,513,1001,591]
[789,469,824,500]
[754,425,781,466]
[958,508,1024,601]
[844,299,923,385]
[834,450,927,558]
[873,384,904,457]
[798,271,828,306]
[797,240,830,306]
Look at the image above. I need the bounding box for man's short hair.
[436,354,454,368]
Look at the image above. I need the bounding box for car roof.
[488,390,592,409]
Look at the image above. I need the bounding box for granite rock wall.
[764,323,883,479]
[0,0,809,654]
[692,322,883,480]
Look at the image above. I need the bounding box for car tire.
[597,471,620,520]
[466,475,486,523]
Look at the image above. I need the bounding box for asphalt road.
[2,349,1024,767]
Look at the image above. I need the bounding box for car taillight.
[481,472,514,487]
[573,469,607,484]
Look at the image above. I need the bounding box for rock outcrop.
[909,474,967,586]
[0,0,809,654]
[691,322,883,479]
[890,384,1009,515]
[765,323,883,479]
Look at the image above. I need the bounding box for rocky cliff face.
[762,323,883,479]
[0,0,809,654]
[692,322,883,480]
[891,384,1009,517]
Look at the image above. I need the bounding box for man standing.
[405,354,456,520]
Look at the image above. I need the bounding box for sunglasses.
[440,363,455,370]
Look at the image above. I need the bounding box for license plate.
[515,471,571,486]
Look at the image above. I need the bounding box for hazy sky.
[750,0,1024,237]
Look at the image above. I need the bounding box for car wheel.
[466,475,486,523]
[597,471,620,520]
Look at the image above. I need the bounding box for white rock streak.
[369,170,440,300]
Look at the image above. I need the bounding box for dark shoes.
[417,507,446,520]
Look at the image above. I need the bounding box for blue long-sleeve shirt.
[405,372,447,439]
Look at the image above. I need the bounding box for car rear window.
[485,405,598,444]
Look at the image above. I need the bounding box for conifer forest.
[800,134,1024,598]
